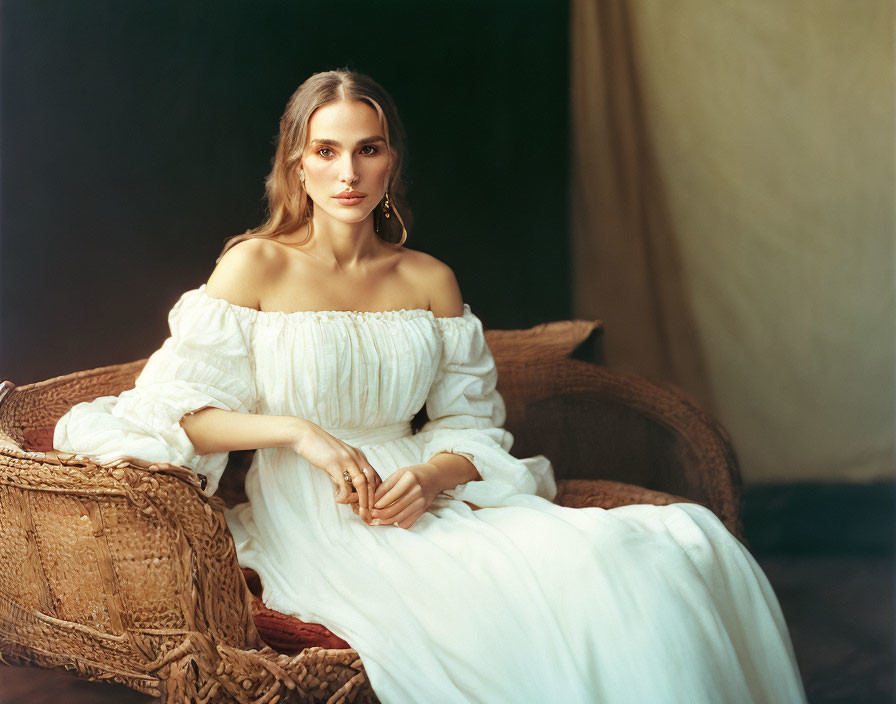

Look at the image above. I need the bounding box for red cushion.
[23,426,55,452]
[242,567,350,652]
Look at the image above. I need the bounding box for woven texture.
[0,316,742,701]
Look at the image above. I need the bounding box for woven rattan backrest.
[0,360,146,450]
[485,320,602,427]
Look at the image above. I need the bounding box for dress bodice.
[194,287,446,430]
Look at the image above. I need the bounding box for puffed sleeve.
[416,304,558,508]
[53,287,257,497]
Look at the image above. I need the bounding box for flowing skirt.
[224,431,807,704]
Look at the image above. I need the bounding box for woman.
[54,69,807,703]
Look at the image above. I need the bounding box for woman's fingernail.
[372,519,381,525]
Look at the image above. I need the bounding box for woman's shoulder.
[394,244,449,275]
[397,248,464,318]
[205,238,286,310]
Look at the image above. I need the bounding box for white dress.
[54,285,808,704]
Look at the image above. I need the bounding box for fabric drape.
[569,0,716,414]
[569,0,894,482]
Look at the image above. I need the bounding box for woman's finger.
[334,477,354,503]
[372,471,401,505]
[350,467,371,521]
[365,467,378,523]
[372,489,419,521]
[388,500,425,529]
[374,471,415,510]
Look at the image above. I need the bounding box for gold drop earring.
[383,191,391,219]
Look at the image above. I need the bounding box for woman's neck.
[291,216,385,270]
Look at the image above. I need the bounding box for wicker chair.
[0,317,743,703]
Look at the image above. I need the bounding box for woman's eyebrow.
[310,136,386,146]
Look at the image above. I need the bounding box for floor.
[758,553,894,703]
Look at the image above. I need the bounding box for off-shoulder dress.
[54,285,807,704]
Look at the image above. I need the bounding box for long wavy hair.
[216,69,412,262]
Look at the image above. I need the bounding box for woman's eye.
[360,145,378,155]
[318,148,333,158]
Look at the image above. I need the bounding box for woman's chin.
[316,208,377,227]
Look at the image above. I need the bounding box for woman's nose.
[339,155,359,184]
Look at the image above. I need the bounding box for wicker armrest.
[0,447,374,702]
[504,359,743,539]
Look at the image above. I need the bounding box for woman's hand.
[363,462,443,530]
[104,456,189,472]
[291,420,382,524]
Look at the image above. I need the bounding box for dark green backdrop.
[0,0,569,384]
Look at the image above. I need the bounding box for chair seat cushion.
[242,478,696,653]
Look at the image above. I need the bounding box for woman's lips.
[334,193,365,206]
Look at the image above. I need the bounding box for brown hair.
[216,69,412,262]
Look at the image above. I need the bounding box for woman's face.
[301,100,393,227]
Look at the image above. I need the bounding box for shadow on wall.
[0,0,571,385]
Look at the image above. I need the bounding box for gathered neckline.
[194,284,468,322]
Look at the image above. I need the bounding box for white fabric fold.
[418,304,558,506]
[53,288,257,495]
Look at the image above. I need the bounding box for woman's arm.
[177,241,310,452]
[426,451,482,492]
[420,259,483,495]
[179,407,307,455]
[182,406,383,523]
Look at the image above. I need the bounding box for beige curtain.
[570,0,895,483]
[569,0,717,415]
